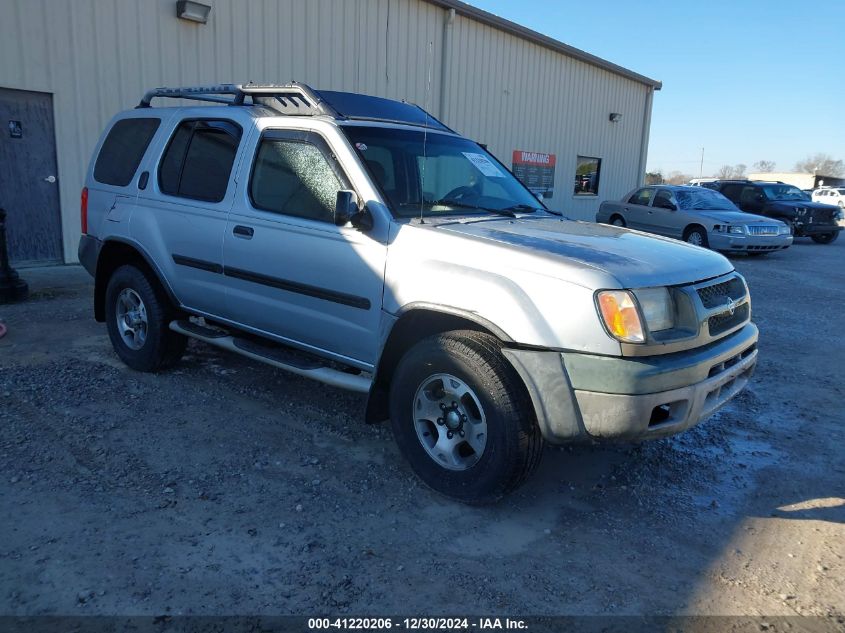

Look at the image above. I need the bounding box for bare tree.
[753,160,776,172]
[715,165,735,179]
[645,171,663,185]
[794,154,844,177]
[715,164,747,179]
[665,171,692,185]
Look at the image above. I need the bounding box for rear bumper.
[78,234,101,277]
[503,323,758,443]
[709,232,792,252]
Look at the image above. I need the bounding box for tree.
[753,160,776,172]
[645,171,663,185]
[715,164,746,179]
[794,154,844,177]
[665,171,693,185]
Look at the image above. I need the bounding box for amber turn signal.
[597,290,645,343]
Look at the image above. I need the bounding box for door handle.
[232,225,254,238]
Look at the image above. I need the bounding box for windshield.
[341,125,543,218]
[674,188,737,211]
[762,185,810,201]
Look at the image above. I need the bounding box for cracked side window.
[250,139,342,223]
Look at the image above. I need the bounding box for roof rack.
[137,82,339,117]
[136,82,454,132]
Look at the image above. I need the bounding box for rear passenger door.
[131,117,247,317]
[223,128,386,367]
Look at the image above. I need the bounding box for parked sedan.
[597,185,793,254]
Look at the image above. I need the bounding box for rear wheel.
[105,265,187,372]
[610,215,626,227]
[683,226,709,248]
[811,232,839,244]
[389,331,543,504]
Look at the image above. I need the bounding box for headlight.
[633,287,675,332]
[727,225,745,234]
[596,290,644,343]
[778,224,792,235]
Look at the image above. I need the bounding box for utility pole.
[699,148,704,178]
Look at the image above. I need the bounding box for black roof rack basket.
[137,82,339,117]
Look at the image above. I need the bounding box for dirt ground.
[1,236,843,619]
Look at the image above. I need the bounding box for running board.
[169,320,371,393]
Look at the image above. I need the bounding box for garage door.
[0,87,63,265]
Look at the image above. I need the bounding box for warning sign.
[512,150,556,197]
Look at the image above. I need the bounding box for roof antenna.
[419,40,433,224]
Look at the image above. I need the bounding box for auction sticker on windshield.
[462,152,504,177]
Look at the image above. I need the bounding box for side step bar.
[169,320,372,393]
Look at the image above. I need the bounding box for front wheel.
[684,226,709,248]
[811,232,839,244]
[389,331,543,504]
[105,265,187,372]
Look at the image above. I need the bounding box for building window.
[574,156,602,196]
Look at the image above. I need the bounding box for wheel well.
[609,213,624,223]
[364,309,504,423]
[683,224,706,238]
[94,241,171,322]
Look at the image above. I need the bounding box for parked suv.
[79,83,759,503]
[714,180,841,244]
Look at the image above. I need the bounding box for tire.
[389,330,543,504]
[105,264,187,372]
[610,215,626,227]
[683,226,709,248]
[811,232,839,244]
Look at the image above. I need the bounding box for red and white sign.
[512,150,556,196]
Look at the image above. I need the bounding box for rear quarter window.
[94,118,160,186]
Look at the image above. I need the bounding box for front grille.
[708,302,750,336]
[746,225,780,236]
[697,276,746,309]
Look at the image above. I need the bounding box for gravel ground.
[0,237,843,618]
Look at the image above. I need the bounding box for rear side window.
[94,118,160,186]
[158,119,241,202]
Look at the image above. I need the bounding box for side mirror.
[334,190,358,226]
[334,189,374,231]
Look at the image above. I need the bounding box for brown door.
[0,87,63,264]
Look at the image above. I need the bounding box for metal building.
[0,0,661,265]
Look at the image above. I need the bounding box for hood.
[697,210,781,224]
[434,217,733,288]
[772,200,837,211]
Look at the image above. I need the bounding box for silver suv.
[79,83,758,503]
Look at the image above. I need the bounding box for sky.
[467,0,845,177]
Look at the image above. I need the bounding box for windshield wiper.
[500,203,557,215]
[418,199,517,217]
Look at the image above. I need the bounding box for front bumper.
[794,223,842,237]
[503,323,758,443]
[709,232,792,253]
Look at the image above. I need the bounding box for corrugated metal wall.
[0,0,653,263]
